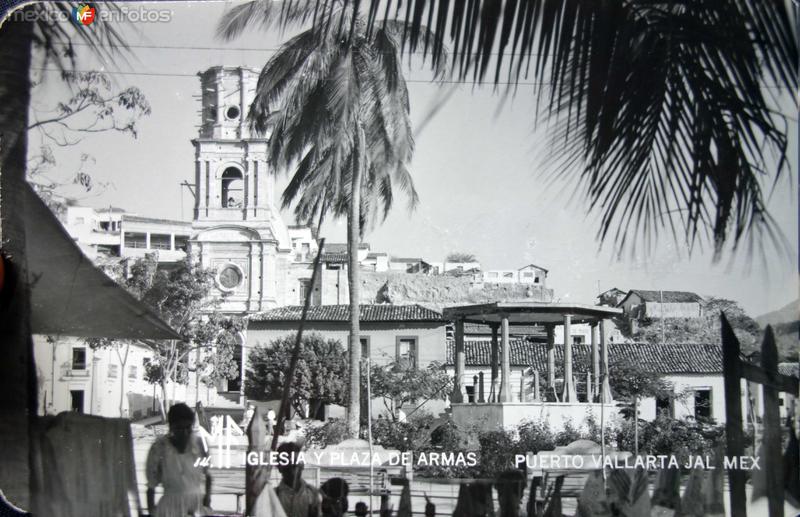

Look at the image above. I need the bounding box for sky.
[28,1,799,317]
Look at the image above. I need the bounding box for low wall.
[451,402,616,432]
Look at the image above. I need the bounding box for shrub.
[554,420,583,446]
[304,418,349,448]
[516,420,556,454]
[371,412,436,452]
[477,429,521,478]
[613,415,727,467]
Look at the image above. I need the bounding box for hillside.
[756,299,799,360]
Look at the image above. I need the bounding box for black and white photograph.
[0,1,798,516]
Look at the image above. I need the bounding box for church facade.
[188,66,295,315]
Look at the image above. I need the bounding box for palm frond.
[343,0,796,258]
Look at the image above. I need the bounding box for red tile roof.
[250,304,444,322]
[625,290,703,304]
[446,340,723,374]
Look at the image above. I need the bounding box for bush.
[304,419,349,448]
[371,411,436,452]
[477,429,521,477]
[554,420,583,446]
[613,415,727,467]
[516,420,556,454]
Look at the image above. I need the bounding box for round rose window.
[218,265,243,290]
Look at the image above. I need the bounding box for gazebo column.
[545,324,556,401]
[490,324,499,402]
[600,319,612,403]
[562,314,577,402]
[499,316,512,402]
[451,318,465,403]
[591,322,600,402]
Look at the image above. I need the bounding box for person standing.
[146,403,213,517]
[275,442,321,517]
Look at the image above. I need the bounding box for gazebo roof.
[443,302,622,325]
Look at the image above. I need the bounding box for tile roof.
[446,340,723,374]
[778,362,799,379]
[627,290,704,303]
[250,304,444,322]
[321,252,348,263]
[463,323,545,336]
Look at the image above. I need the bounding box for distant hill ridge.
[756,298,799,327]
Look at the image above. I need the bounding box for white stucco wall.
[246,322,449,417]
[34,335,225,419]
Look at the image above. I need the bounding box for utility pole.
[660,290,665,344]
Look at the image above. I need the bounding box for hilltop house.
[597,287,627,307]
[618,289,704,319]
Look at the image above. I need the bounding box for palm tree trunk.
[117,344,130,417]
[346,123,365,438]
[634,397,639,456]
[0,13,35,510]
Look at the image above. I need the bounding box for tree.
[27,70,151,216]
[253,1,796,259]
[0,3,128,506]
[88,256,244,419]
[218,3,442,437]
[369,361,452,420]
[445,252,477,263]
[608,358,672,456]
[245,333,349,418]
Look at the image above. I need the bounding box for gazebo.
[442,302,623,430]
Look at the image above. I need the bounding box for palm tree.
[0,3,126,507]
[218,3,441,437]
[246,1,797,260]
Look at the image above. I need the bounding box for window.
[72,348,87,370]
[221,167,244,208]
[693,388,712,420]
[225,105,240,120]
[128,365,138,379]
[572,335,585,345]
[488,272,499,279]
[298,279,311,304]
[108,364,118,378]
[656,394,673,417]
[75,217,85,225]
[174,235,189,252]
[100,221,110,231]
[522,272,534,278]
[218,264,243,291]
[124,232,147,249]
[150,234,171,250]
[466,386,476,403]
[396,337,418,368]
[360,337,371,358]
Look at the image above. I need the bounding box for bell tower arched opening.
[221,167,243,208]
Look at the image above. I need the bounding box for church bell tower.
[188,66,291,314]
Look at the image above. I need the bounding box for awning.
[23,182,180,339]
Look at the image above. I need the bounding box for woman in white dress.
[146,403,212,517]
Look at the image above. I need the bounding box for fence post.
[721,315,747,517]
[760,327,784,517]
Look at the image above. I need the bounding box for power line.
[29,67,794,90]
[31,67,549,86]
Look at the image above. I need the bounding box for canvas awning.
[23,182,180,339]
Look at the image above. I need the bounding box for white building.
[479,264,548,286]
[34,335,229,418]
